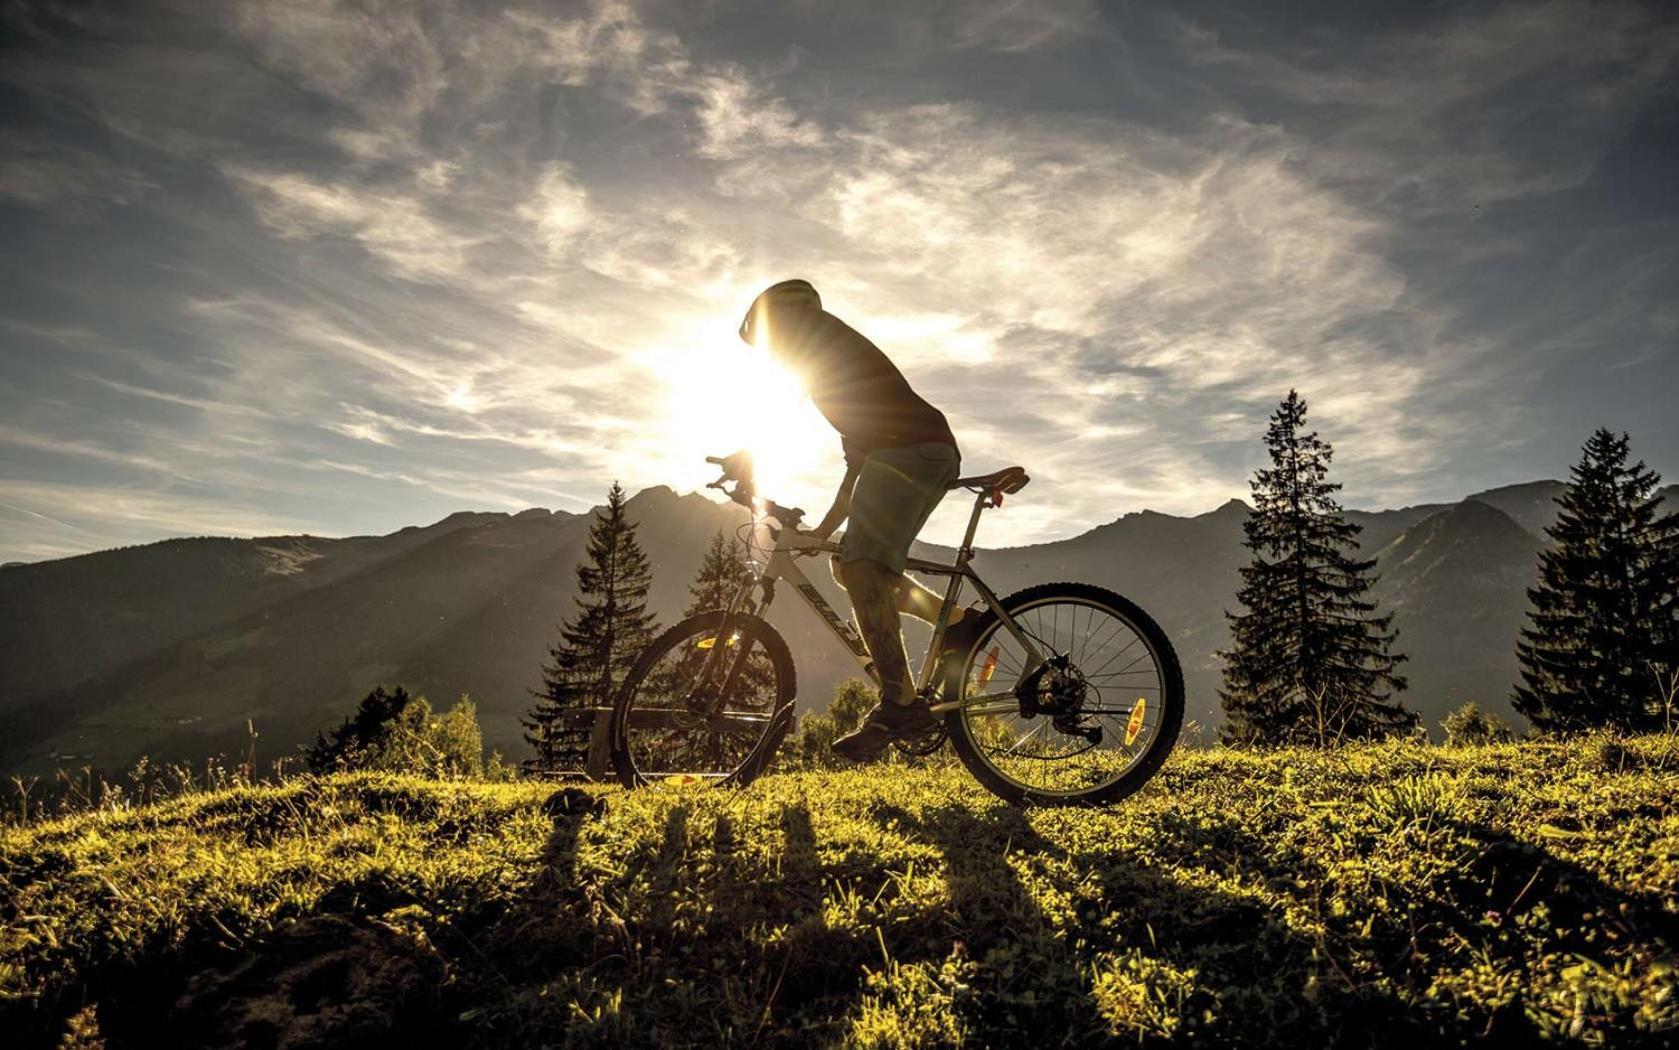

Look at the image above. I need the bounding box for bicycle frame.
[716,487,1049,716]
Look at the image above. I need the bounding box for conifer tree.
[682,529,755,617]
[1514,429,1679,732]
[648,528,774,767]
[305,685,413,773]
[524,483,659,773]
[1219,390,1415,744]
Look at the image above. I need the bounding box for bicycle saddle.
[950,466,1031,494]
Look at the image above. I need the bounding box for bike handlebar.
[705,450,805,528]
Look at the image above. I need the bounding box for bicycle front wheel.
[942,582,1183,806]
[609,610,796,789]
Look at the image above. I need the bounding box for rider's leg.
[830,556,952,626]
[830,443,961,760]
[838,557,916,706]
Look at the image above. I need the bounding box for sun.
[652,328,838,507]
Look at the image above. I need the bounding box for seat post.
[957,490,988,561]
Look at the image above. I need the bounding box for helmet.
[739,279,821,345]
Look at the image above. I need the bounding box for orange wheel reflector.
[978,646,999,687]
[664,774,703,787]
[1125,697,1147,746]
[694,633,738,650]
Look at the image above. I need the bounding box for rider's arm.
[812,461,861,541]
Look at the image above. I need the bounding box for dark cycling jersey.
[769,308,958,469]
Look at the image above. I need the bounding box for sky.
[1,0,1675,564]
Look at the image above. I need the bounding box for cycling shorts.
[839,442,960,575]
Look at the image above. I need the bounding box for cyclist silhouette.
[739,279,969,761]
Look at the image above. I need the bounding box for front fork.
[687,575,778,722]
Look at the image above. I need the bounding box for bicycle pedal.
[892,725,948,757]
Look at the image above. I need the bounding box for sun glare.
[446,383,479,412]
[654,329,837,506]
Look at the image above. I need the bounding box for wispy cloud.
[0,480,325,560]
[0,132,156,215]
[1171,1,1679,213]
[0,0,1674,563]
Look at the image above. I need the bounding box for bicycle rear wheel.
[942,582,1183,806]
[609,610,796,789]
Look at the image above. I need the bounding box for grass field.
[3,737,1676,1047]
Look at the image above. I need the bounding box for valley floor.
[2,739,1676,1047]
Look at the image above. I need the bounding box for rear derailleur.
[1017,655,1102,745]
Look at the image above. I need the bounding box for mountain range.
[3,480,1672,775]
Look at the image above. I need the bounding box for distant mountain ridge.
[2,480,1674,775]
[0,511,506,708]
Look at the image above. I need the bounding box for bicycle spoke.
[959,592,1173,800]
[618,616,788,784]
[1082,634,1144,679]
[1000,720,1048,757]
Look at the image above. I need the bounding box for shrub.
[790,679,878,769]
[1441,701,1514,747]
[482,750,520,782]
[379,695,485,779]
[305,685,413,772]
[305,686,484,777]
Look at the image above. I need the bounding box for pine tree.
[305,685,413,773]
[1514,429,1679,733]
[523,482,660,773]
[683,530,755,617]
[1219,390,1415,745]
[619,527,777,775]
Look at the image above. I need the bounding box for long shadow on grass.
[458,795,869,1046]
[871,800,1423,1047]
[887,799,1677,1047]
[55,778,1666,1049]
[13,784,607,1050]
[445,790,1676,1047]
[1367,815,1679,1044]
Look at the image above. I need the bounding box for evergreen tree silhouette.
[305,685,413,773]
[618,527,779,774]
[1514,429,1679,732]
[682,529,755,617]
[1219,390,1414,744]
[523,482,659,773]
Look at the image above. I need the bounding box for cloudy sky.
[1,0,1675,563]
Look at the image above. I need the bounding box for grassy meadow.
[2,737,1676,1047]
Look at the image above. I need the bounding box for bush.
[305,686,484,777]
[1440,701,1514,747]
[305,685,414,772]
[482,749,520,782]
[790,679,878,769]
[379,695,485,779]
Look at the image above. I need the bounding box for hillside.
[3,739,1675,1047]
[0,490,769,775]
[1369,500,1546,723]
[4,480,1675,774]
[0,511,503,707]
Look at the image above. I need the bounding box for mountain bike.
[608,451,1184,806]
